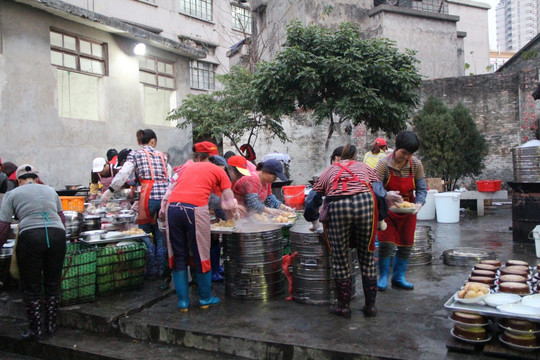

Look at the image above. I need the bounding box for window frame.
[179,0,213,22]
[139,56,177,91]
[49,27,108,77]
[231,3,252,34]
[189,60,216,91]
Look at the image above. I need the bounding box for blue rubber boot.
[391,257,414,290]
[377,257,391,291]
[210,245,224,282]
[197,272,221,309]
[172,270,189,312]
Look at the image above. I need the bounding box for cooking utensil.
[80,230,106,241]
[82,215,102,232]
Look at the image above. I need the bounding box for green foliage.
[252,21,422,149]
[521,50,538,60]
[414,97,488,191]
[167,66,288,151]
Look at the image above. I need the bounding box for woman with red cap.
[165,147,246,312]
[363,138,388,169]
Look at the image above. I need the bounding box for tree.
[251,21,423,149]
[413,97,488,191]
[167,66,288,153]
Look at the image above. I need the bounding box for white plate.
[389,207,416,214]
[484,293,521,307]
[454,291,488,304]
[498,334,540,351]
[522,294,540,309]
[497,303,540,317]
[448,316,490,327]
[104,231,124,239]
[450,328,492,343]
[498,322,540,335]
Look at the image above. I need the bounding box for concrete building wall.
[448,0,491,75]
[367,7,461,79]
[0,1,192,188]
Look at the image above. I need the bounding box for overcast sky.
[484,0,499,49]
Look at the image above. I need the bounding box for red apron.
[378,159,416,246]
[137,150,167,225]
[331,162,378,252]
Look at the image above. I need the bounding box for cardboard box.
[426,178,445,193]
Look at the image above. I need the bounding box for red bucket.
[282,185,306,210]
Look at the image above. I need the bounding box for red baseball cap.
[374,138,387,147]
[194,141,218,156]
[227,155,251,176]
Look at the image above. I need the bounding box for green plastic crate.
[96,243,146,296]
[60,243,97,306]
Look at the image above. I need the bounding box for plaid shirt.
[127,146,168,200]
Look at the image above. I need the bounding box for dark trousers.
[168,203,202,272]
[17,227,66,301]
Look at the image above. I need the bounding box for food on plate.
[498,281,530,295]
[457,282,490,299]
[502,331,537,347]
[468,276,494,286]
[479,259,501,267]
[453,324,488,340]
[122,228,146,235]
[274,216,291,223]
[470,269,496,279]
[281,211,296,218]
[252,213,269,223]
[506,260,529,267]
[499,274,527,284]
[395,201,414,208]
[500,266,529,277]
[473,263,498,272]
[212,219,234,228]
[450,311,486,325]
[502,318,538,332]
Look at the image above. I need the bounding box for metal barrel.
[409,225,434,266]
[223,224,285,300]
[512,145,540,183]
[289,223,357,305]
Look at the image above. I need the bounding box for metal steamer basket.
[223,224,285,300]
[63,211,84,240]
[409,225,434,266]
[289,224,358,305]
[442,247,498,267]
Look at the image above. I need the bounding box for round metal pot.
[83,215,102,231]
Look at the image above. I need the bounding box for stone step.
[0,318,246,360]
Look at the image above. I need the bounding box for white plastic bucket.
[531,225,540,258]
[434,192,461,223]
[417,189,438,220]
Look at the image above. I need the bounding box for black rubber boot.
[43,296,60,336]
[329,278,352,319]
[361,275,378,317]
[21,299,43,340]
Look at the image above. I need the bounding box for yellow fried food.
[213,219,234,227]
[457,282,489,298]
[397,201,414,208]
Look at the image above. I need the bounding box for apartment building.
[496,0,539,51]
[0,0,250,187]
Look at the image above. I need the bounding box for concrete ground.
[0,204,537,360]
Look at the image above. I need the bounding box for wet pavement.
[0,204,538,359]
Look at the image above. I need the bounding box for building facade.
[496,0,539,51]
[0,0,250,188]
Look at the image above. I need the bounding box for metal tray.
[444,294,540,323]
[78,233,149,245]
[210,226,235,234]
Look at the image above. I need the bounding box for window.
[232,4,251,34]
[50,29,107,76]
[190,61,216,90]
[139,56,176,90]
[180,0,213,22]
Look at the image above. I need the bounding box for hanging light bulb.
[133,43,146,56]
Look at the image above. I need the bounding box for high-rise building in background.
[496,0,539,51]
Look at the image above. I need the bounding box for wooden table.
[458,190,508,216]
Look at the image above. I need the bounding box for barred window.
[139,56,176,90]
[232,4,251,34]
[190,61,216,90]
[180,0,213,22]
[50,29,107,76]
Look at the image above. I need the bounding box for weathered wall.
[447,0,491,75]
[0,2,192,188]
[367,7,461,79]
